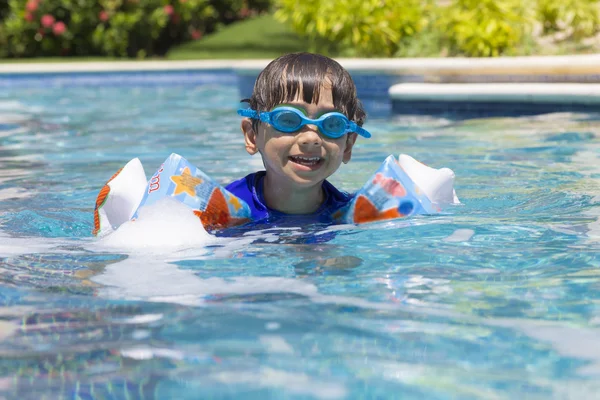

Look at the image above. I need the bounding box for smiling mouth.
[288,155,323,167]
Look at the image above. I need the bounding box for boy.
[225,52,371,224]
[92,53,457,238]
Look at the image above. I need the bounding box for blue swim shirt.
[224,171,352,224]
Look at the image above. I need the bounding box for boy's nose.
[298,125,322,146]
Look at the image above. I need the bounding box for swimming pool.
[1,74,600,399]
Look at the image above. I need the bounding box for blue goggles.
[237,106,371,139]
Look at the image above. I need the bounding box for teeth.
[294,156,320,161]
[290,156,321,166]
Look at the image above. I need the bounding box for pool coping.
[1,54,600,76]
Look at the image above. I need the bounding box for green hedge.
[437,0,532,57]
[537,0,600,39]
[274,0,600,57]
[274,0,427,57]
[0,0,270,58]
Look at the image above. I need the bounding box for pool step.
[388,83,600,116]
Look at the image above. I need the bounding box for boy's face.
[241,84,357,189]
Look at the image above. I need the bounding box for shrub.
[537,0,562,34]
[436,0,533,57]
[274,0,427,57]
[537,0,600,39]
[2,0,100,57]
[92,0,217,57]
[212,0,272,25]
[0,0,270,58]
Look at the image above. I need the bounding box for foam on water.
[95,198,216,253]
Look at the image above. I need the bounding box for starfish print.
[229,196,243,211]
[170,167,203,197]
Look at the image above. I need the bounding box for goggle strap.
[259,112,271,123]
[237,109,258,118]
[356,126,371,138]
[348,121,371,138]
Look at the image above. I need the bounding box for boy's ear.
[342,133,358,164]
[241,118,259,155]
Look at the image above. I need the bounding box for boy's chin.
[281,171,326,188]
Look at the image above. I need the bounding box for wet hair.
[243,52,366,129]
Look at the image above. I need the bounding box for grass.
[166,14,310,60]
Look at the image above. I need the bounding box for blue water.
[1,78,600,399]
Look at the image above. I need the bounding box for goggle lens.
[272,110,302,131]
[322,115,346,135]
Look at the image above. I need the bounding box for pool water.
[1,79,600,399]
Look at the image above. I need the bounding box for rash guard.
[224,171,352,224]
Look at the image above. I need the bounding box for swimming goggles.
[237,106,371,139]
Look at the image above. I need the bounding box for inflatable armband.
[92,153,458,237]
[332,155,430,224]
[93,158,147,237]
[398,154,459,206]
[132,153,252,231]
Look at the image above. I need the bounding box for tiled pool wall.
[390,100,600,117]
[237,70,411,116]
[238,67,600,117]
[0,70,238,88]
[2,57,600,117]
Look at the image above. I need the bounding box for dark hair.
[243,52,366,127]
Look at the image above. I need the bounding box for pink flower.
[25,12,35,22]
[40,14,55,28]
[26,0,38,12]
[238,7,250,18]
[99,10,109,22]
[163,5,174,16]
[191,29,202,40]
[52,21,66,36]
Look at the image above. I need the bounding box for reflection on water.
[0,86,600,399]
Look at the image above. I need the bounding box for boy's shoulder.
[224,171,264,199]
[224,172,268,221]
[321,179,352,209]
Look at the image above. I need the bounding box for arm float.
[93,153,458,236]
[93,154,252,237]
[333,154,459,224]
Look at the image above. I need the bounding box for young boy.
[225,52,371,224]
[92,52,456,238]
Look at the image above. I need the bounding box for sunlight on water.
[0,81,600,399]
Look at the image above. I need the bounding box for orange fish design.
[352,195,404,224]
[193,188,249,230]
